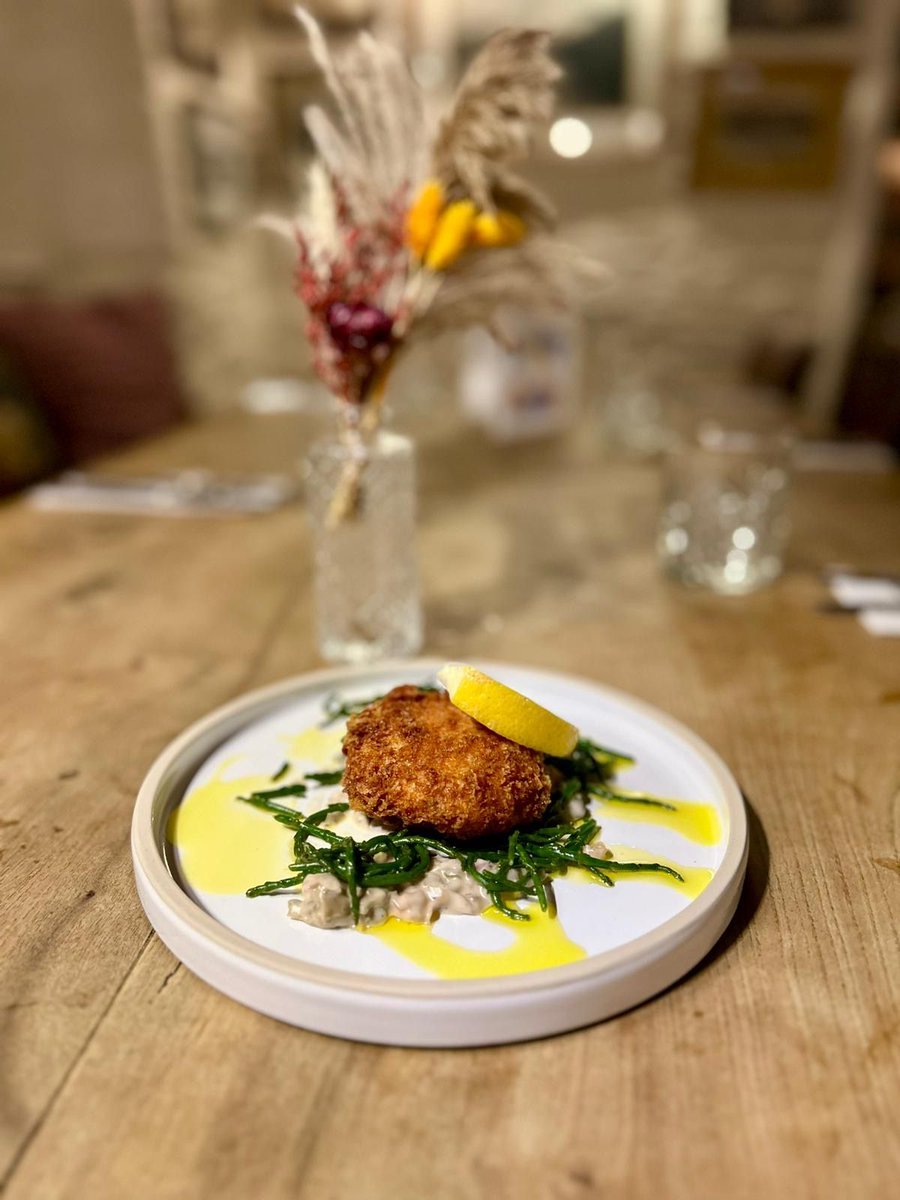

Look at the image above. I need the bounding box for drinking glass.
[658,420,792,594]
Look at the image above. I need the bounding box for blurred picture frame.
[182,104,252,231]
[458,11,628,108]
[728,1,855,30]
[555,14,627,108]
[163,0,220,74]
[691,59,852,190]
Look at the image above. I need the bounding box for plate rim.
[132,658,748,1000]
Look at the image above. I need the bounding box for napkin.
[828,572,900,637]
[29,471,297,516]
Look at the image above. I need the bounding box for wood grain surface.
[1,412,898,1200]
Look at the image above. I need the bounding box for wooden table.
[2,413,899,1200]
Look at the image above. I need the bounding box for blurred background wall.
[0,0,897,493]
[0,1,167,291]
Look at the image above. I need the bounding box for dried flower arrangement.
[264,7,600,523]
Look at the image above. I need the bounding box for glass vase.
[305,429,423,663]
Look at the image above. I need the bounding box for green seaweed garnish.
[241,699,685,923]
[304,769,345,786]
[239,797,626,919]
[247,783,307,801]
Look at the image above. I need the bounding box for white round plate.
[132,660,747,1046]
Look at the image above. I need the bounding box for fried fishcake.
[341,685,551,840]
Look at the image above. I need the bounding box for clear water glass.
[658,422,792,594]
[305,430,423,663]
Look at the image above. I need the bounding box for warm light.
[549,117,593,159]
[724,555,748,584]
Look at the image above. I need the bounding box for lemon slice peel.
[436,663,579,758]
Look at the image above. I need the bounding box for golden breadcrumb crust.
[341,685,551,840]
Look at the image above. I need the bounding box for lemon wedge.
[436,663,579,757]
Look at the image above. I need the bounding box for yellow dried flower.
[405,180,445,260]
[472,210,527,248]
[425,200,477,271]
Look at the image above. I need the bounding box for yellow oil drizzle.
[280,726,344,768]
[169,723,341,896]
[367,906,587,980]
[167,725,720,981]
[368,845,714,980]
[167,759,295,894]
[569,844,713,900]
[594,795,721,845]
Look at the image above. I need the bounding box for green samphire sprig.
[240,712,684,924]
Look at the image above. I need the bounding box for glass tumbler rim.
[670,419,796,458]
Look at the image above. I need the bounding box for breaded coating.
[342,685,551,840]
